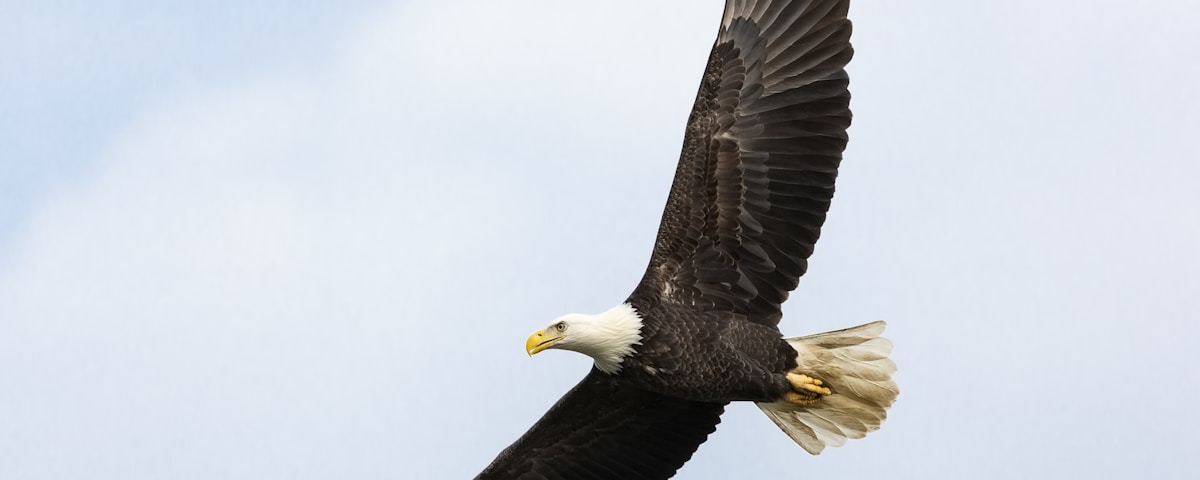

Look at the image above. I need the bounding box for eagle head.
[524,304,644,374]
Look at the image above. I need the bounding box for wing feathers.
[486,0,860,476]
[477,370,725,480]
[632,0,853,323]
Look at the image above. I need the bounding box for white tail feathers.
[757,321,898,455]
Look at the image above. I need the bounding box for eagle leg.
[784,373,832,406]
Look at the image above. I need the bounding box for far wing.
[631,0,854,325]
[476,369,726,480]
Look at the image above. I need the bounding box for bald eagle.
[477,0,896,478]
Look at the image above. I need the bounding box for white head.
[525,303,644,374]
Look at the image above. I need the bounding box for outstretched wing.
[476,370,726,480]
[631,0,854,325]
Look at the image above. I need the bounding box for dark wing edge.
[476,369,726,480]
[631,0,854,325]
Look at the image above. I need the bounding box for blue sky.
[2,1,1199,479]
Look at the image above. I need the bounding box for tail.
[756,321,899,455]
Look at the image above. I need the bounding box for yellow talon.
[785,372,833,405]
[800,383,832,395]
[785,392,821,406]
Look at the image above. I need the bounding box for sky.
[2,1,1199,478]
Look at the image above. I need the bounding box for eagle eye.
[554,322,567,332]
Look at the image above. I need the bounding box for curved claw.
[785,372,832,406]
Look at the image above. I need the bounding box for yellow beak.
[526,329,562,356]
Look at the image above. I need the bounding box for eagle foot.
[785,373,832,406]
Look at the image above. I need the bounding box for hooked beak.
[525,329,563,356]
